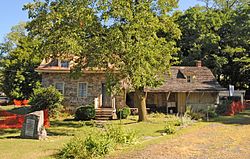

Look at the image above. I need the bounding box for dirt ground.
[109,114,250,159]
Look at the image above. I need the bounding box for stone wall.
[41,72,125,112]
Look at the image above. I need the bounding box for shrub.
[59,132,113,159]
[75,105,96,121]
[181,115,193,126]
[206,107,218,118]
[30,86,64,117]
[58,124,137,159]
[58,137,88,159]
[164,123,176,134]
[216,100,232,115]
[116,106,131,119]
[84,133,114,158]
[105,124,137,144]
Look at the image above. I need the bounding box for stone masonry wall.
[41,72,125,112]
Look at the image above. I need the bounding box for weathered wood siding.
[177,92,186,113]
[187,92,218,111]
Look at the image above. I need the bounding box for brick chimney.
[196,60,202,67]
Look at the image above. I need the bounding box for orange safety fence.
[0,109,50,129]
[225,101,246,116]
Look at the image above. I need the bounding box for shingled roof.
[145,66,226,92]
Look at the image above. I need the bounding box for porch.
[126,91,219,114]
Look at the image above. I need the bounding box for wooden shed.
[126,63,226,114]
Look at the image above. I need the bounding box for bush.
[58,124,137,159]
[181,115,193,126]
[75,105,96,121]
[30,86,64,117]
[206,107,218,118]
[168,118,182,126]
[84,133,114,158]
[216,100,232,115]
[58,137,88,159]
[116,106,131,119]
[164,123,176,134]
[105,124,137,144]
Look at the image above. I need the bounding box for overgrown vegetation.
[164,114,193,134]
[116,106,131,119]
[58,124,137,159]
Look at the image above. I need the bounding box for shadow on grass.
[0,129,20,135]
[50,120,84,128]
[47,129,75,136]
[0,129,21,139]
[210,108,250,125]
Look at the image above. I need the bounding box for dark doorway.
[102,83,111,108]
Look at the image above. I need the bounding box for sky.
[0,0,204,42]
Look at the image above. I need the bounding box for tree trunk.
[135,87,147,122]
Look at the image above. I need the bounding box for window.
[78,83,87,97]
[187,76,192,82]
[55,82,64,94]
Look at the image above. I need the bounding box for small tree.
[30,86,64,116]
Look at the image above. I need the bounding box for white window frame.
[78,82,88,97]
[54,82,65,95]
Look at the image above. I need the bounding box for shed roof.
[145,66,226,92]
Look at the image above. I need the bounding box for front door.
[102,83,111,108]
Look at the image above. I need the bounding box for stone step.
[95,116,112,120]
[95,108,114,120]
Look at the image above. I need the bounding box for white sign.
[229,85,234,96]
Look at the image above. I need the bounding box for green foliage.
[164,123,177,134]
[116,107,131,119]
[185,106,205,120]
[84,133,114,158]
[181,115,194,126]
[206,107,218,118]
[149,112,166,118]
[105,124,137,144]
[176,3,250,89]
[75,105,96,121]
[164,114,193,134]
[24,0,181,122]
[30,86,64,116]
[58,137,88,159]
[216,100,232,115]
[0,23,42,100]
[58,125,137,158]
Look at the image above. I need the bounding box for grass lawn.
[0,112,197,159]
[2,108,249,159]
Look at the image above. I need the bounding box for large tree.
[0,23,42,100]
[176,1,249,89]
[25,0,181,121]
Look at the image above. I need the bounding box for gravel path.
[108,122,250,159]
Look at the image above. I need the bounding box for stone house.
[36,59,225,116]
[36,58,125,115]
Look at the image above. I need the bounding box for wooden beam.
[166,92,171,101]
